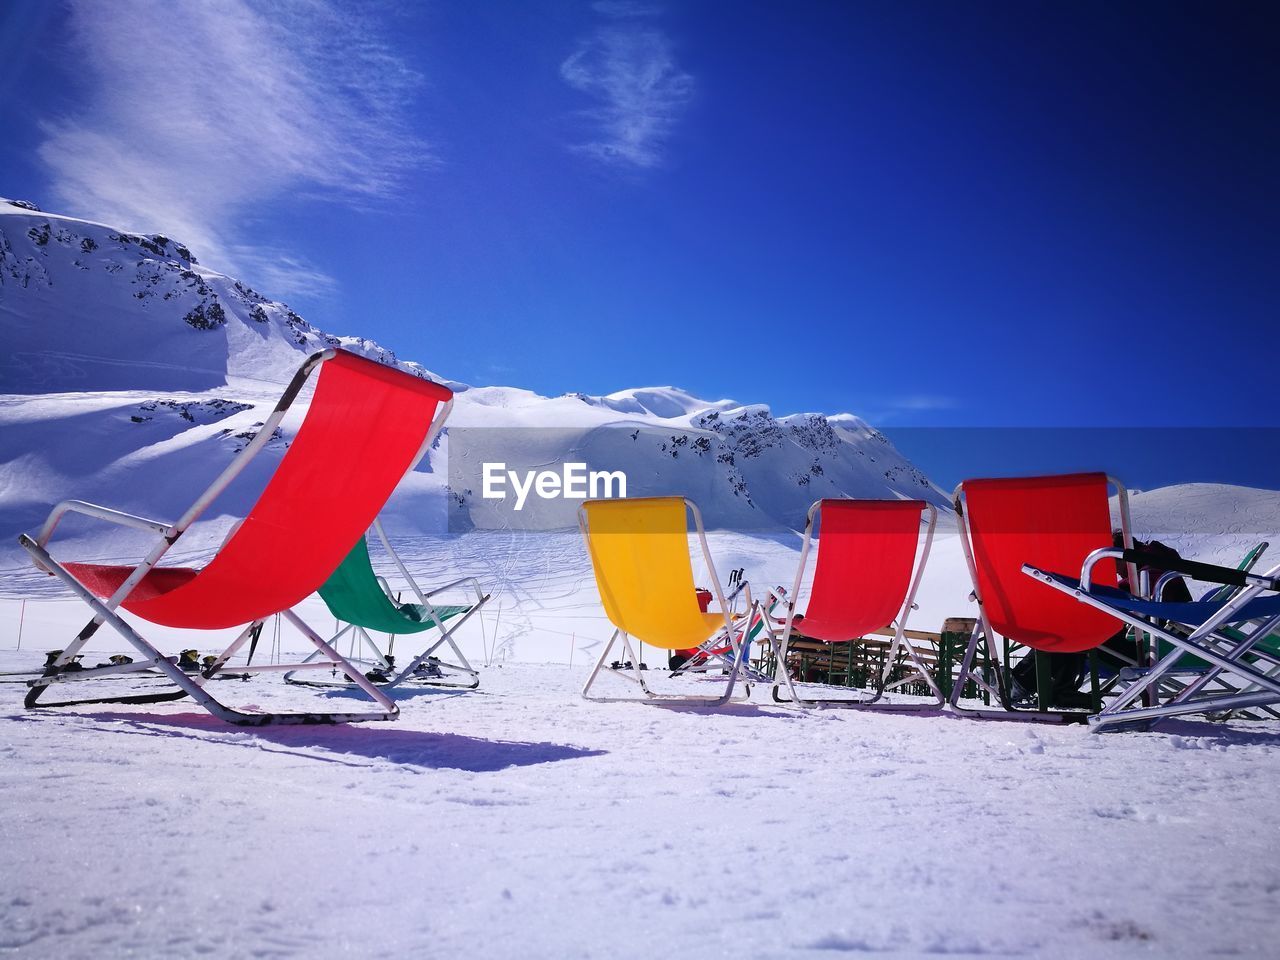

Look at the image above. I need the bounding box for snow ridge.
[0,197,946,552]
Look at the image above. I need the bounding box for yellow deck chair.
[578,496,762,704]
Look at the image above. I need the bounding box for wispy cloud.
[560,3,693,170]
[860,394,960,425]
[38,0,426,299]
[890,395,957,413]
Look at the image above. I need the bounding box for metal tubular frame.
[1027,557,1280,731]
[19,351,453,725]
[284,517,490,690]
[947,475,1138,723]
[667,581,776,685]
[578,497,761,706]
[1093,543,1276,717]
[768,499,942,711]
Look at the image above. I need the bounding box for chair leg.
[388,602,488,688]
[618,632,655,695]
[582,630,625,699]
[281,624,361,686]
[1091,618,1280,732]
[583,625,753,706]
[876,624,945,710]
[25,616,105,708]
[768,626,811,708]
[947,621,1078,723]
[200,622,265,677]
[25,613,191,710]
[22,537,398,726]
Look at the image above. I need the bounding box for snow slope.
[0,197,943,559]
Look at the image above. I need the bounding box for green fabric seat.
[319,537,470,635]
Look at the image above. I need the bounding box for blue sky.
[1,1,1276,486]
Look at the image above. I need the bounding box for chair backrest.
[127,350,452,629]
[961,472,1122,653]
[799,499,927,642]
[318,536,436,635]
[1200,541,1269,603]
[582,497,720,650]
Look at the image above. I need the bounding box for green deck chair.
[287,523,489,689]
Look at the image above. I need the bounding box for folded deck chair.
[19,349,453,726]
[950,472,1138,722]
[768,498,942,710]
[1028,549,1280,732]
[1065,542,1274,717]
[284,519,489,689]
[1141,545,1269,680]
[668,580,776,685]
[1156,541,1279,720]
[579,496,763,705]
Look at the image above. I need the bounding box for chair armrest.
[1082,547,1279,594]
[758,585,790,619]
[419,576,488,607]
[35,499,171,549]
[721,580,748,613]
[1154,570,1184,600]
[374,575,400,604]
[1120,547,1278,591]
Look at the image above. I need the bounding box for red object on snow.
[672,588,716,656]
[962,472,1122,653]
[65,350,452,630]
[796,500,926,642]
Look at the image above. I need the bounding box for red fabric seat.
[962,472,1123,653]
[796,500,926,642]
[63,351,452,630]
[64,563,198,603]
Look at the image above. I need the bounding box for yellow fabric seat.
[583,497,724,650]
[579,496,761,705]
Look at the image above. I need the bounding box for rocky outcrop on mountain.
[0,197,947,536]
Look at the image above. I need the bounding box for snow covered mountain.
[0,198,439,394]
[0,197,945,558]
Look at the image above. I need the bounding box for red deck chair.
[950,472,1138,721]
[19,349,453,725]
[769,498,941,710]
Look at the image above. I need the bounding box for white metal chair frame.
[284,518,490,689]
[19,350,452,726]
[948,475,1139,723]
[668,580,777,686]
[579,497,767,706]
[1126,543,1280,720]
[768,499,942,710]
[1028,551,1280,732]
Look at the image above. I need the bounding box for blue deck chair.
[1028,548,1280,732]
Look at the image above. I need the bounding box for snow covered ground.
[3,500,1279,959]
[3,656,1278,959]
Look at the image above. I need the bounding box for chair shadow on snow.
[314,683,475,703]
[1139,715,1280,748]
[43,710,606,772]
[623,699,796,719]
